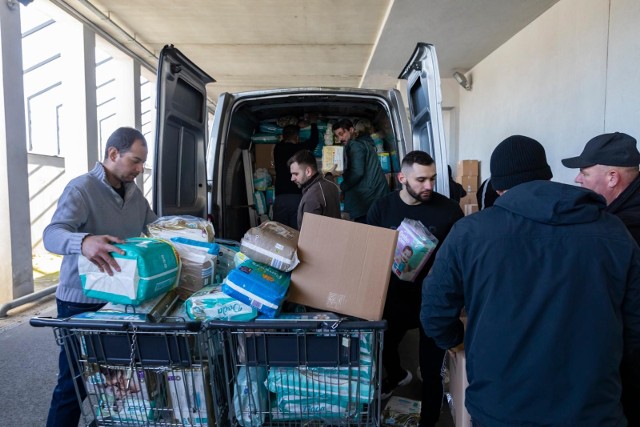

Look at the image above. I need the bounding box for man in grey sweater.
[44,127,156,427]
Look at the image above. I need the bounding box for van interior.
[214,93,404,241]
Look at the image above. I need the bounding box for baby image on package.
[392,218,438,282]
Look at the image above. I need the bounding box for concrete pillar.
[0,1,34,303]
[60,23,98,178]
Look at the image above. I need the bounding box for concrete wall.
[455,0,639,185]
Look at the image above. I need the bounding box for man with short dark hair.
[272,116,321,229]
[44,127,157,427]
[333,118,389,222]
[562,131,640,424]
[422,135,640,426]
[287,149,341,229]
[367,150,463,427]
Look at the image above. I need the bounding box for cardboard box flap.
[289,214,398,321]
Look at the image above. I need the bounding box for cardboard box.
[463,204,478,216]
[255,144,275,170]
[457,160,479,176]
[456,175,479,192]
[459,192,477,208]
[289,213,398,320]
[448,350,472,427]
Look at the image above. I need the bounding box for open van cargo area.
[215,91,406,241]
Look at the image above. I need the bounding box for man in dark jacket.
[272,116,320,228]
[421,135,640,426]
[368,151,463,427]
[562,131,640,424]
[333,119,389,222]
[288,149,341,229]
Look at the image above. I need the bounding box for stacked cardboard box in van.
[457,160,479,215]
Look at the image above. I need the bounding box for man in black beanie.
[420,135,640,426]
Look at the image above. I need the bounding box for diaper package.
[84,364,158,424]
[169,237,219,294]
[147,215,215,242]
[233,366,268,427]
[222,259,291,318]
[270,393,362,421]
[79,237,180,306]
[240,221,299,272]
[392,218,438,282]
[166,368,212,426]
[185,285,258,321]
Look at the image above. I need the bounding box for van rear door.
[154,45,214,217]
[399,43,449,196]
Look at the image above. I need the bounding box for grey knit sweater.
[44,162,157,304]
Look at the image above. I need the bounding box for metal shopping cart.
[204,318,386,426]
[30,316,218,426]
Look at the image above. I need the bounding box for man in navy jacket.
[421,135,640,426]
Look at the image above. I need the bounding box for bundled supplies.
[147,215,214,243]
[392,218,438,282]
[240,221,299,272]
[79,237,180,305]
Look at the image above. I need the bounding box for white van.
[153,43,449,241]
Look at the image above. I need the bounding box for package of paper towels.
[79,237,180,305]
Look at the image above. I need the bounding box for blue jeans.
[46,299,104,427]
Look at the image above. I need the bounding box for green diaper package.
[79,237,180,306]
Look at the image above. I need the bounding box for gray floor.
[0,292,454,427]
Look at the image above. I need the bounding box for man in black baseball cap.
[563,131,640,425]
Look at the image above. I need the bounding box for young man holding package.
[43,127,157,427]
[367,150,463,427]
[421,135,640,426]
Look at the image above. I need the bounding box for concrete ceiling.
[56,0,560,101]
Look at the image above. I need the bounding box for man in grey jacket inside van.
[43,127,157,427]
[288,149,341,228]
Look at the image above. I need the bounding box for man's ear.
[106,147,118,162]
[397,171,407,185]
[608,170,621,188]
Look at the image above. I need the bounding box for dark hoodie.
[421,180,640,427]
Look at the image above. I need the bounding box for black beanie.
[490,135,553,191]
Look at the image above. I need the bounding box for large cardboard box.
[457,160,479,176]
[289,213,398,320]
[456,175,479,192]
[255,143,275,171]
[448,350,472,427]
[459,192,477,208]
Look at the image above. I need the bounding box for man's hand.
[81,235,125,276]
[449,342,465,355]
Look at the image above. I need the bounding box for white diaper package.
[147,215,215,242]
[166,369,211,426]
[185,285,258,321]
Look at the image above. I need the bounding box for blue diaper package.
[222,259,290,318]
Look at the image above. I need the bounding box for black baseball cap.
[562,132,640,168]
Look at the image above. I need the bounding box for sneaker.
[380,369,413,399]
